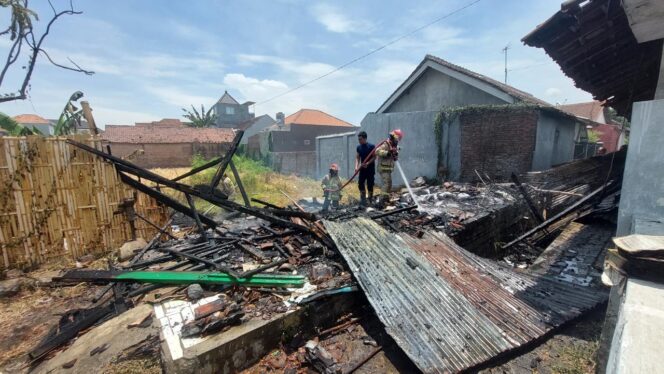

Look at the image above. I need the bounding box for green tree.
[606,107,630,128]
[587,129,601,143]
[0,112,42,135]
[53,91,84,136]
[182,105,217,127]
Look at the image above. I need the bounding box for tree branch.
[0,1,90,103]
[38,49,94,75]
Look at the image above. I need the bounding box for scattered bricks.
[194,298,227,320]
[259,242,274,250]
[310,264,333,284]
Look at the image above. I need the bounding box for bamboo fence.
[0,135,168,269]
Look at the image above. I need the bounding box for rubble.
[0,132,626,373]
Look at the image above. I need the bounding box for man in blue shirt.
[355,131,375,206]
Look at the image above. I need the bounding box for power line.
[509,60,553,72]
[253,0,483,107]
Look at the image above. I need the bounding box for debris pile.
[23,132,353,366]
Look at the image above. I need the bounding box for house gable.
[382,65,511,113]
[377,55,550,114]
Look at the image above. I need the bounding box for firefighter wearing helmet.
[375,129,403,194]
[321,163,342,212]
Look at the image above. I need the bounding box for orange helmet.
[390,129,403,140]
[329,163,339,171]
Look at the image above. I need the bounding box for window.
[225,106,235,115]
[304,139,311,145]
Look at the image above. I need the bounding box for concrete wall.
[531,111,577,170]
[270,124,355,153]
[270,151,316,177]
[108,142,230,168]
[320,107,578,187]
[384,68,508,113]
[240,115,275,145]
[360,111,441,187]
[316,132,357,179]
[617,99,664,236]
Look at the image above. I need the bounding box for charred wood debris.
[27,131,624,369]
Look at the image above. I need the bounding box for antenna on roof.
[502,43,511,84]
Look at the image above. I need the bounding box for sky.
[0,0,592,128]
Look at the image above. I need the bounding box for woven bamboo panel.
[0,135,168,269]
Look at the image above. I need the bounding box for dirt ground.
[481,305,607,374]
[0,280,99,372]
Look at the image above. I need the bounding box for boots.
[367,191,374,207]
[360,192,367,207]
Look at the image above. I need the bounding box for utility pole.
[502,43,511,84]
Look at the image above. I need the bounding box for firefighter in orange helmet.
[375,129,403,194]
[321,163,342,212]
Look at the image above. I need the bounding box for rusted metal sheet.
[325,218,607,373]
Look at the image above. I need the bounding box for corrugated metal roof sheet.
[324,218,607,373]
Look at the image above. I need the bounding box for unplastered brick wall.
[459,108,538,182]
[108,143,230,168]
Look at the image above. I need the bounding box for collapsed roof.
[522,0,664,117]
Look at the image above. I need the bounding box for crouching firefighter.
[375,129,403,194]
[321,163,342,212]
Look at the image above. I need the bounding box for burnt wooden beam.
[511,173,545,223]
[185,193,209,242]
[251,198,284,209]
[172,157,224,182]
[119,173,218,227]
[155,246,241,278]
[135,212,177,240]
[501,180,616,249]
[229,159,251,207]
[28,303,116,360]
[210,130,244,189]
[72,139,313,234]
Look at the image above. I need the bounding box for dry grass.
[148,156,369,209]
[550,341,599,374]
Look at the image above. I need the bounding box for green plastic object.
[114,271,305,288]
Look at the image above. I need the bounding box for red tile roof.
[559,101,605,122]
[285,109,354,127]
[135,118,187,127]
[13,114,50,124]
[102,125,235,144]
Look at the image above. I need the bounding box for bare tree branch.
[38,49,94,75]
[0,0,92,103]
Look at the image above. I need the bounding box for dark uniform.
[357,142,375,201]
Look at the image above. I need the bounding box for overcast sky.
[0,0,591,127]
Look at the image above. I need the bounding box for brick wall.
[459,108,538,182]
[107,142,230,168]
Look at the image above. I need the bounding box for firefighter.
[321,163,342,212]
[375,129,403,194]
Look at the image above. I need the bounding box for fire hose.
[324,139,394,193]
